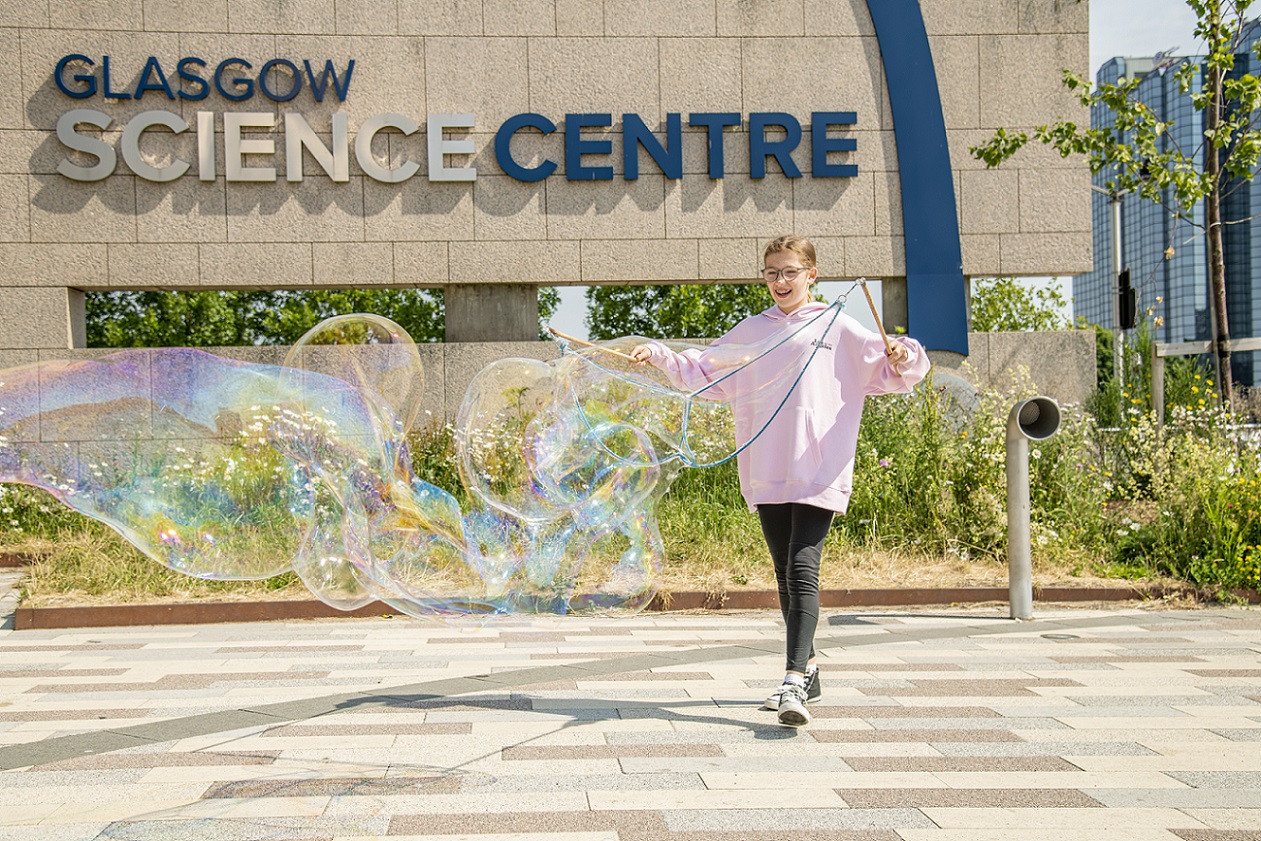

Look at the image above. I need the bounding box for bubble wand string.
[548,327,639,362]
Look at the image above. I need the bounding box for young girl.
[630,235,930,726]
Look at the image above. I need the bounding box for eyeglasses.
[762,266,810,283]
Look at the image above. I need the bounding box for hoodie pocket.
[746,407,821,487]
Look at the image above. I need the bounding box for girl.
[630,235,930,726]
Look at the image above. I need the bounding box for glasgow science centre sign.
[52,55,860,184]
[45,0,968,354]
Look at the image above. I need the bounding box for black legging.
[757,502,834,673]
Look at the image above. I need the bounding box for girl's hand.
[886,340,909,368]
[630,345,653,366]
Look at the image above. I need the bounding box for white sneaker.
[761,666,820,710]
[777,682,811,727]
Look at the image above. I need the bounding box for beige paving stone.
[920,806,1205,830]
[932,771,1189,789]
[700,771,943,789]
[1180,808,1261,829]
[588,787,846,810]
[1068,749,1261,772]
[897,831,1186,841]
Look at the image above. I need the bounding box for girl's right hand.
[630,345,653,366]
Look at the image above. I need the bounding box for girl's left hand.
[886,340,909,367]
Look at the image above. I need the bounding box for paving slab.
[0,604,1258,840]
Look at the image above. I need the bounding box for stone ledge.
[15,584,1250,630]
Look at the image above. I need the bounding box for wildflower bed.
[3,366,1255,607]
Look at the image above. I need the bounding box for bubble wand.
[856,277,901,372]
[548,326,639,362]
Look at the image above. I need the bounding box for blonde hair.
[762,235,817,269]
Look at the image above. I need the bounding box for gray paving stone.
[1167,771,1261,789]
[1090,788,1261,808]
[661,806,938,831]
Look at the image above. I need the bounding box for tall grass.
[7,362,1260,605]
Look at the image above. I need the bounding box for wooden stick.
[548,327,639,362]
[857,277,893,354]
[857,277,903,373]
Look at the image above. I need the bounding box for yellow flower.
[1192,386,1200,394]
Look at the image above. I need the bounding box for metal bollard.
[1006,397,1061,620]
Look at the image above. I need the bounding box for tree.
[971,0,1261,408]
[969,277,1071,332]
[251,289,445,344]
[90,287,561,347]
[585,283,772,341]
[87,290,264,347]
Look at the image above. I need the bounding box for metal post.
[1152,343,1165,427]
[1006,397,1061,621]
[1111,195,1124,388]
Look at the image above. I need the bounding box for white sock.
[783,673,806,687]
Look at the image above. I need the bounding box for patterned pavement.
[0,599,1259,841]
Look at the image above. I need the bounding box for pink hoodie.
[641,301,930,514]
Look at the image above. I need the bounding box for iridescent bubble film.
[0,306,842,619]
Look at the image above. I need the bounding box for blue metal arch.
[866,0,969,354]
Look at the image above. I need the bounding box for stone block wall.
[0,0,1091,350]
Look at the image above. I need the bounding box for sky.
[547,0,1207,340]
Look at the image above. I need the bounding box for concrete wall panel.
[1000,231,1092,276]
[313,241,394,287]
[135,178,229,243]
[472,175,548,241]
[664,177,793,240]
[334,0,400,36]
[920,0,1018,36]
[960,168,1019,236]
[1019,167,1091,234]
[225,178,367,243]
[59,0,144,31]
[804,0,876,37]
[0,175,30,242]
[425,38,529,128]
[0,0,47,27]
[960,233,1002,277]
[930,36,980,130]
[392,241,449,286]
[199,241,313,287]
[0,287,83,348]
[606,0,716,37]
[979,34,1088,129]
[484,0,558,36]
[580,238,697,283]
[143,0,228,33]
[0,28,23,129]
[107,243,199,288]
[363,180,474,242]
[528,38,659,117]
[1019,0,1090,35]
[794,172,876,237]
[29,173,138,243]
[742,37,884,126]
[546,175,667,240]
[556,0,604,36]
[659,39,742,116]
[844,235,905,278]
[229,0,334,35]
[699,238,762,283]
[0,244,107,288]
[716,0,804,37]
[398,1,482,36]
[453,239,580,285]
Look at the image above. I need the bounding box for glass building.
[1076,31,1261,384]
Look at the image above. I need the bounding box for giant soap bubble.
[0,303,846,619]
